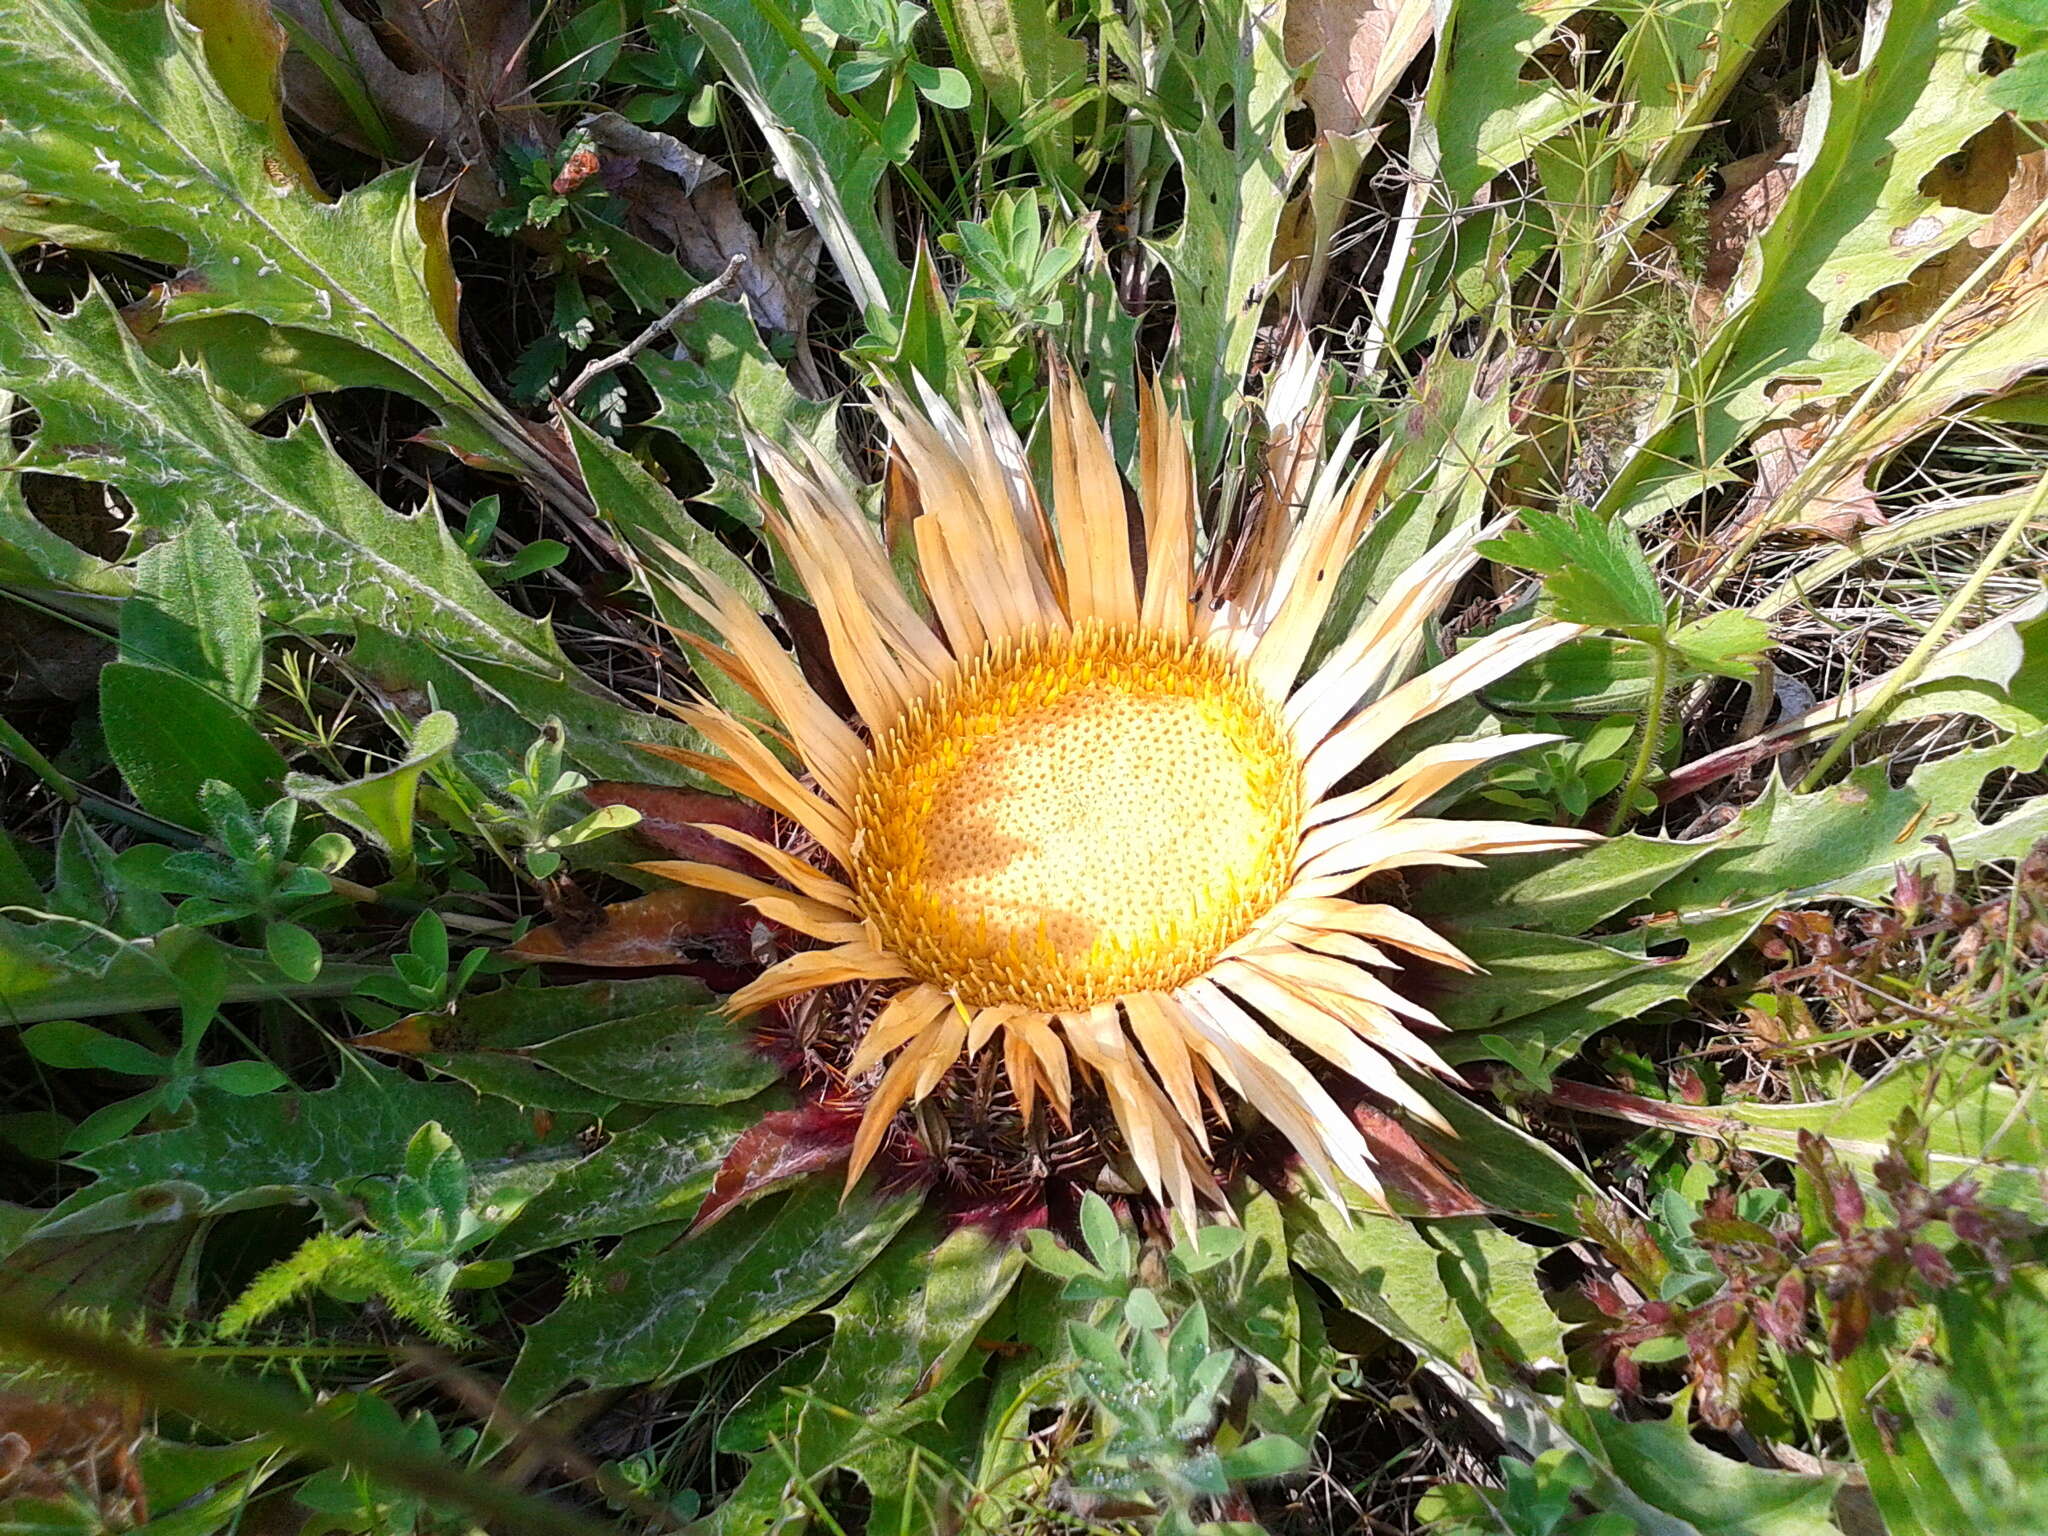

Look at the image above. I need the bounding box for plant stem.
[1608,638,1670,835]
[560,253,746,407]
[0,1309,620,1536]
[1796,470,2048,794]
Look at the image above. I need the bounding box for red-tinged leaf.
[1829,1287,1871,1361]
[692,1104,863,1232]
[1350,1102,1487,1218]
[585,782,778,868]
[1760,1271,1808,1347]
[511,885,760,986]
[1830,1170,1867,1234]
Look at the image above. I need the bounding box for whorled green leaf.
[698,1215,1025,1534]
[505,1180,921,1405]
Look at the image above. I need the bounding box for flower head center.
[852,626,1303,1011]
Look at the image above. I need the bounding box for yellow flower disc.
[853,625,1304,1011]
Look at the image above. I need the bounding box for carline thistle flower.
[640,360,1596,1225]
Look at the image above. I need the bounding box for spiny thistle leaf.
[0,275,570,679]
[0,0,481,417]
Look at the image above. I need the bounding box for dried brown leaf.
[1283,0,1432,139]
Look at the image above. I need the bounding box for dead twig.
[559,254,747,408]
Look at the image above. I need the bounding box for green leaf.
[1428,928,1655,1035]
[1409,1078,1602,1234]
[0,473,129,596]
[121,512,264,706]
[1599,0,2003,519]
[559,411,770,724]
[99,662,285,829]
[506,1180,920,1404]
[21,1019,168,1077]
[1411,834,1712,935]
[1425,0,1601,201]
[940,0,1082,171]
[0,277,583,685]
[1186,1192,1335,1440]
[520,993,782,1107]
[285,710,457,860]
[343,629,712,789]
[202,1059,287,1096]
[1669,609,1771,681]
[699,1217,1025,1534]
[1989,52,2048,116]
[535,0,625,98]
[914,63,970,109]
[1481,633,1664,714]
[1656,737,2048,914]
[1580,1402,1843,1535]
[1851,1273,2048,1534]
[1151,0,1301,475]
[1285,1198,1477,1364]
[1079,1190,1131,1279]
[1479,506,1664,635]
[637,297,838,525]
[263,921,322,983]
[490,1101,764,1260]
[1421,1217,1566,1369]
[1601,1059,2047,1210]
[677,0,906,317]
[366,977,778,1111]
[0,0,531,460]
[1216,1434,1308,1483]
[1975,0,2048,48]
[0,918,375,1026]
[49,1064,592,1226]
